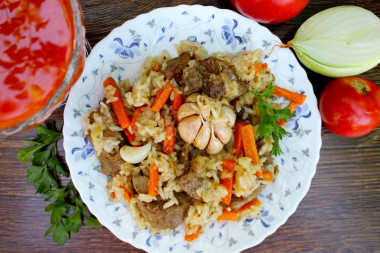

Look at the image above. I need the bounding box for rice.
[83,40,280,239]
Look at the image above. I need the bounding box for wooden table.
[1,0,379,252]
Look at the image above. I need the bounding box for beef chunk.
[205,76,225,99]
[136,193,190,230]
[86,129,124,177]
[178,143,199,176]
[132,174,149,194]
[230,185,264,210]
[97,151,124,176]
[200,57,229,74]
[181,67,204,95]
[178,170,203,201]
[163,52,191,82]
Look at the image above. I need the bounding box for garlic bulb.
[177,94,236,154]
[290,6,380,77]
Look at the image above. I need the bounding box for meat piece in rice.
[178,143,199,176]
[200,57,229,74]
[163,52,192,82]
[136,193,191,230]
[132,174,149,194]
[178,170,203,201]
[181,67,204,95]
[204,76,225,99]
[86,129,125,177]
[230,185,264,210]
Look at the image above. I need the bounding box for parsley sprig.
[18,120,100,246]
[248,83,295,156]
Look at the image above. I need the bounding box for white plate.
[63,5,321,253]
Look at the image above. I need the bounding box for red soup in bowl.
[0,0,85,135]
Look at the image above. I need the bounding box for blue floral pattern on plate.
[63,5,321,253]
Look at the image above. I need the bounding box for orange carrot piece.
[152,89,163,107]
[254,62,262,73]
[221,159,235,206]
[172,93,183,111]
[241,124,261,165]
[262,63,268,68]
[233,120,245,157]
[119,186,132,202]
[255,170,263,178]
[131,106,144,131]
[262,171,274,182]
[217,210,238,221]
[278,101,299,126]
[103,77,131,129]
[123,128,141,147]
[111,192,116,199]
[152,83,174,112]
[163,125,175,155]
[237,198,261,214]
[153,64,160,71]
[274,86,307,105]
[184,226,201,242]
[148,164,159,196]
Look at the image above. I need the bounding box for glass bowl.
[0,0,85,135]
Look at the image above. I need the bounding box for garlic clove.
[206,133,223,154]
[193,121,211,150]
[185,93,200,103]
[177,103,198,121]
[120,142,151,164]
[178,115,202,144]
[214,123,233,144]
[222,106,236,127]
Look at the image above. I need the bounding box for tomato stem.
[353,81,368,95]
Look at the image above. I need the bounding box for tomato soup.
[0,0,75,129]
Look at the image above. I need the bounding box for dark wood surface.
[1,0,379,252]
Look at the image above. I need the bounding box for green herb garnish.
[248,83,295,155]
[18,120,100,246]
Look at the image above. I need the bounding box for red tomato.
[319,77,380,138]
[230,0,309,24]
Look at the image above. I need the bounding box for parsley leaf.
[248,83,295,156]
[18,120,100,246]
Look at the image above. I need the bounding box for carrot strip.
[111,192,116,199]
[241,124,261,166]
[262,171,274,182]
[153,64,160,71]
[274,86,307,105]
[262,63,268,69]
[131,106,144,131]
[163,125,175,155]
[148,164,159,196]
[119,186,132,202]
[152,89,162,107]
[221,159,235,206]
[123,128,141,147]
[103,77,131,129]
[255,170,263,178]
[217,210,238,221]
[237,198,261,214]
[184,226,201,242]
[278,101,299,126]
[233,120,245,157]
[172,93,183,111]
[152,83,174,112]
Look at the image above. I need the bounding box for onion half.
[290,6,380,77]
